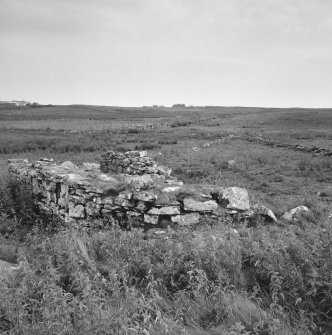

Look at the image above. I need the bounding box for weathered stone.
[59,161,79,171]
[132,191,158,202]
[46,191,57,205]
[99,174,118,181]
[76,189,94,200]
[68,195,86,205]
[68,203,85,218]
[114,197,134,207]
[86,202,101,216]
[101,196,114,205]
[148,205,180,215]
[39,157,54,162]
[282,206,310,222]
[144,167,159,174]
[118,191,132,200]
[114,190,133,206]
[127,211,143,225]
[127,211,142,218]
[81,162,100,171]
[290,205,310,215]
[227,160,235,167]
[144,214,159,225]
[44,181,57,192]
[101,150,166,175]
[166,184,219,203]
[155,193,179,206]
[219,187,250,211]
[103,203,120,211]
[255,205,278,223]
[164,179,183,185]
[94,196,103,204]
[183,198,218,212]
[162,186,182,193]
[136,201,149,212]
[171,213,200,225]
[157,165,172,177]
[31,177,40,195]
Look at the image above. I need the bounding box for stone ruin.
[7,151,257,229]
[100,150,172,176]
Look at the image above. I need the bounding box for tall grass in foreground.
[0,180,332,334]
[0,216,331,334]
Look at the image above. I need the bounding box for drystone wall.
[7,151,252,229]
[248,136,332,157]
[100,150,172,176]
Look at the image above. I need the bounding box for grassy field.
[0,105,331,334]
[1,105,331,212]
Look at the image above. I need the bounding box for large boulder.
[219,187,250,211]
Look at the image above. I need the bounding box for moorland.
[0,104,331,334]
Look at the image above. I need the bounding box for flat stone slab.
[219,187,250,211]
[183,198,218,212]
[144,214,159,224]
[171,213,200,225]
[148,205,181,215]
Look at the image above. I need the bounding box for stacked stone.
[7,154,252,228]
[100,150,171,176]
[249,136,332,157]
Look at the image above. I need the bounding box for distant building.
[172,104,186,108]
[12,100,30,107]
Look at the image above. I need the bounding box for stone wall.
[100,150,172,176]
[7,152,252,229]
[248,136,332,156]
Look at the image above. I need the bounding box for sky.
[0,0,331,107]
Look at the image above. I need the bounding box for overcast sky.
[0,0,331,107]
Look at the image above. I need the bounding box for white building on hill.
[12,100,30,106]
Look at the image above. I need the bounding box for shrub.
[1,217,332,334]
[1,174,331,333]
